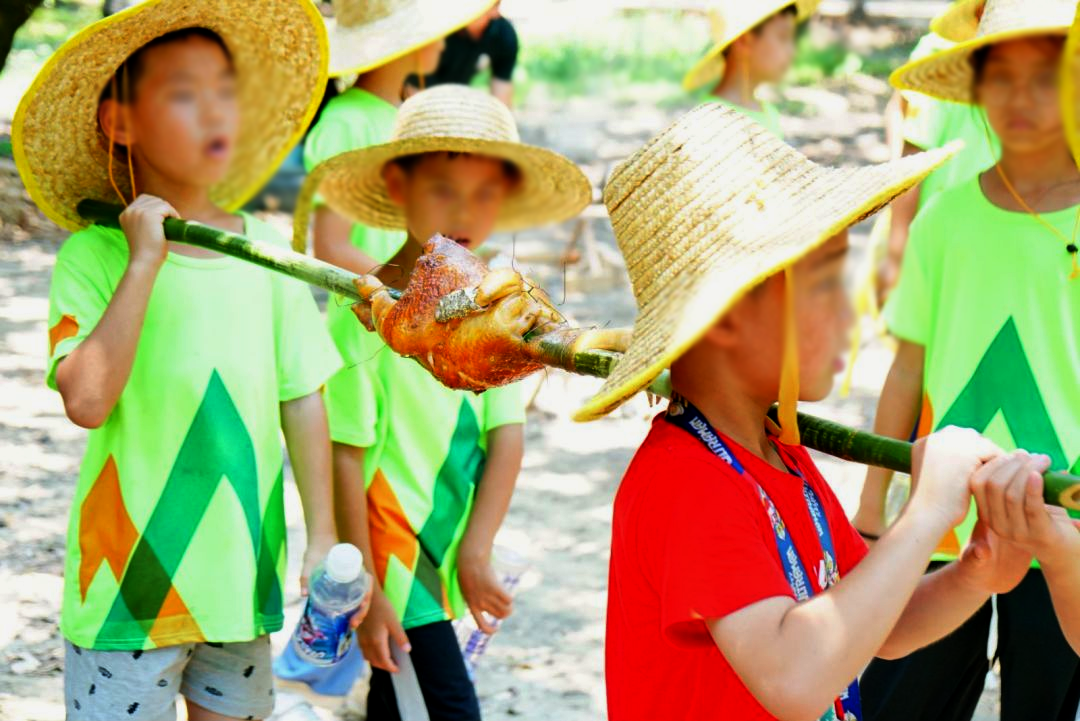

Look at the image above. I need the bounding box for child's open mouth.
[444,234,472,248]
[205,137,229,160]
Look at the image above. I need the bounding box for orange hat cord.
[106,66,139,207]
[981,115,1080,280]
[777,266,802,446]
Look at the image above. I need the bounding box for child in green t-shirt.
[853,1,1080,719]
[299,84,592,719]
[682,0,820,138]
[12,3,348,719]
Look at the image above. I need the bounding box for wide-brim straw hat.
[293,85,592,246]
[891,0,1073,104]
[573,103,958,422]
[683,0,820,92]
[1061,1,1080,169]
[325,0,497,78]
[930,0,985,43]
[12,0,327,233]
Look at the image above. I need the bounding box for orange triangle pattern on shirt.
[147,584,205,646]
[367,469,419,586]
[49,314,79,356]
[915,394,961,555]
[78,456,139,602]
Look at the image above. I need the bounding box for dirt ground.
[0,20,1007,721]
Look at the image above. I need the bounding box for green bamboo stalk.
[78,200,369,302]
[77,200,1080,511]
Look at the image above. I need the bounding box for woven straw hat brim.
[1062,2,1080,169]
[572,107,958,422]
[11,0,327,233]
[304,137,593,234]
[326,0,497,77]
[682,0,820,92]
[930,0,985,43]
[891,0,1073,104]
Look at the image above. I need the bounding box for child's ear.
[383,163,409,208]
[98,100,135,148]
[702,313,741,348]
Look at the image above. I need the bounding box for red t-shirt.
[606,415,869,721]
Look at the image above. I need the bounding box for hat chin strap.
[777,266,802,446]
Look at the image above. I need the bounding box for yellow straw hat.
[324,0,498,78]
[930,0,986,43]
[573,103,958,422]
[1063,1,1080,169]
[683,0,820,92]
[293,85,592,246]
[11,0,327,233]
[891,0,1073,104]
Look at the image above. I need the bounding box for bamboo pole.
[77,201,1080,511]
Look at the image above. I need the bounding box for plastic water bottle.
[454,546,530,682]
[290,543,370,667]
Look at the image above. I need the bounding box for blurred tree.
[0,0,44,74]
[849,0,867,20]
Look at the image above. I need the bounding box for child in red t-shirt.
[573,103,1051,721]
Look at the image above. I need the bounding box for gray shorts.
[64,636,275,721]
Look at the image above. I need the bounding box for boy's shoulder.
[54,223,128,274]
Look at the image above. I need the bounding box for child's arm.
[312,207,381,276]
[852,340,926,540]
[707,427,1000,721]
[971,451,1080,654]
[55,196,175,428]
[280,392,338,590]
[458,423,524,634]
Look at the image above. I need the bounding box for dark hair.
[970,35,1066,88]
[99,27,233,105]
[752,3,798,35]
[390,152,523,186]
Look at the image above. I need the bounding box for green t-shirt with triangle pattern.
[884,177,1080,559]
[342,326,525,629]
[47,216,342,650]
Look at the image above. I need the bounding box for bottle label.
[292,598,354,666]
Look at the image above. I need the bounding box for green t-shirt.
[304,87,409,437]
[714,96,784,139]
[303,87,405,265]
[48,216,342,650]
[337,327,525,629]
[884,177,1080,558]
[902,34,1000,209]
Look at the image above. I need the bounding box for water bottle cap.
[325,543,364,583]
[493,545,529,576]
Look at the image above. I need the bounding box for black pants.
[367,620,480,721]
[862,566,1080,721]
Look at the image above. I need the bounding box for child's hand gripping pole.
[76,199,1080,512]
[77,199,375,303]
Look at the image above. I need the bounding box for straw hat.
[573,103,958,422]
[294,85,592,243]
[930,0,985,43]
[891,0,1073,104]
[324,0,498,78]
[11,0,327,233]
[683,0,820,92]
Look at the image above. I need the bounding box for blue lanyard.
[664,397,862,721]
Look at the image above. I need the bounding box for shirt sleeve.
[260,222,343,400]
[883,200,940,346]
[482,381,526,431]
[487,18,519,82]
[652,458,794,648]
[45,230,120,391]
